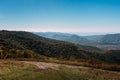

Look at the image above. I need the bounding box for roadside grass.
[43,58,120,71]
[0,60,120,80]
[14,58,120,71]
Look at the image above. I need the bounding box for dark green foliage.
[0,45,41,59]
[0,30,91,60]
[0,30,120,64]
[104,50,120,64]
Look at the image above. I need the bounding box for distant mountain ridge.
[85,34,120,50]
[99,34,120,45]
[35,32,120,50]
[34,32,96,45]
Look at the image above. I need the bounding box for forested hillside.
[0,30,100,60]
[0,30,120,65]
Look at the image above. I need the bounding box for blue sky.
[0,0,120,33]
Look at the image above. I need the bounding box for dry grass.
[45,58,120,71]
[0,60,120,80]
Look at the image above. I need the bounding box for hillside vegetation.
[0,60,120,80]
[0,30,102,60]
[0,30,120,65]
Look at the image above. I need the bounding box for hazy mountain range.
[35,32,120,50]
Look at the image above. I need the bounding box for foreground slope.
[0,60,120,80]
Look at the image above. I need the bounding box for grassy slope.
[0,60,120,80]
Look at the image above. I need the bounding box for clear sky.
[0,0,120,33]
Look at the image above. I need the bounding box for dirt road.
[25,61,88,70]
[24,61,120,74]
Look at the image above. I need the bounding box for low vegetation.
[0,60,120,80]
[42,58,120,71]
